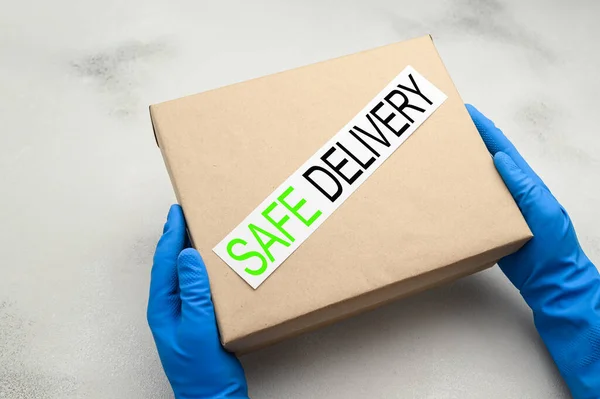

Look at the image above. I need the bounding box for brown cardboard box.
[150,35,532,353]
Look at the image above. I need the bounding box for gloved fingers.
[177,248,219,330]
[466,104,549,191]
[466,104,511,154]
[493,152,549,221]
[148,205,187,327]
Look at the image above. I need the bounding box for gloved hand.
[467,104,600,399]
[147,204,249,399]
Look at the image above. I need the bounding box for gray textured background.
[1,0,599,398]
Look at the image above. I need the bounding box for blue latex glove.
[147,204,249,399]
[467,104,600,399]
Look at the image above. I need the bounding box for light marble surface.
[1,0,599,398]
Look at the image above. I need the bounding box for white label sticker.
[213,66,447,289]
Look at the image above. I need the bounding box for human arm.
[468,104,600,399]
[147,204,249,399]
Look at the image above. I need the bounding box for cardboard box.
[150,35,532,353]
